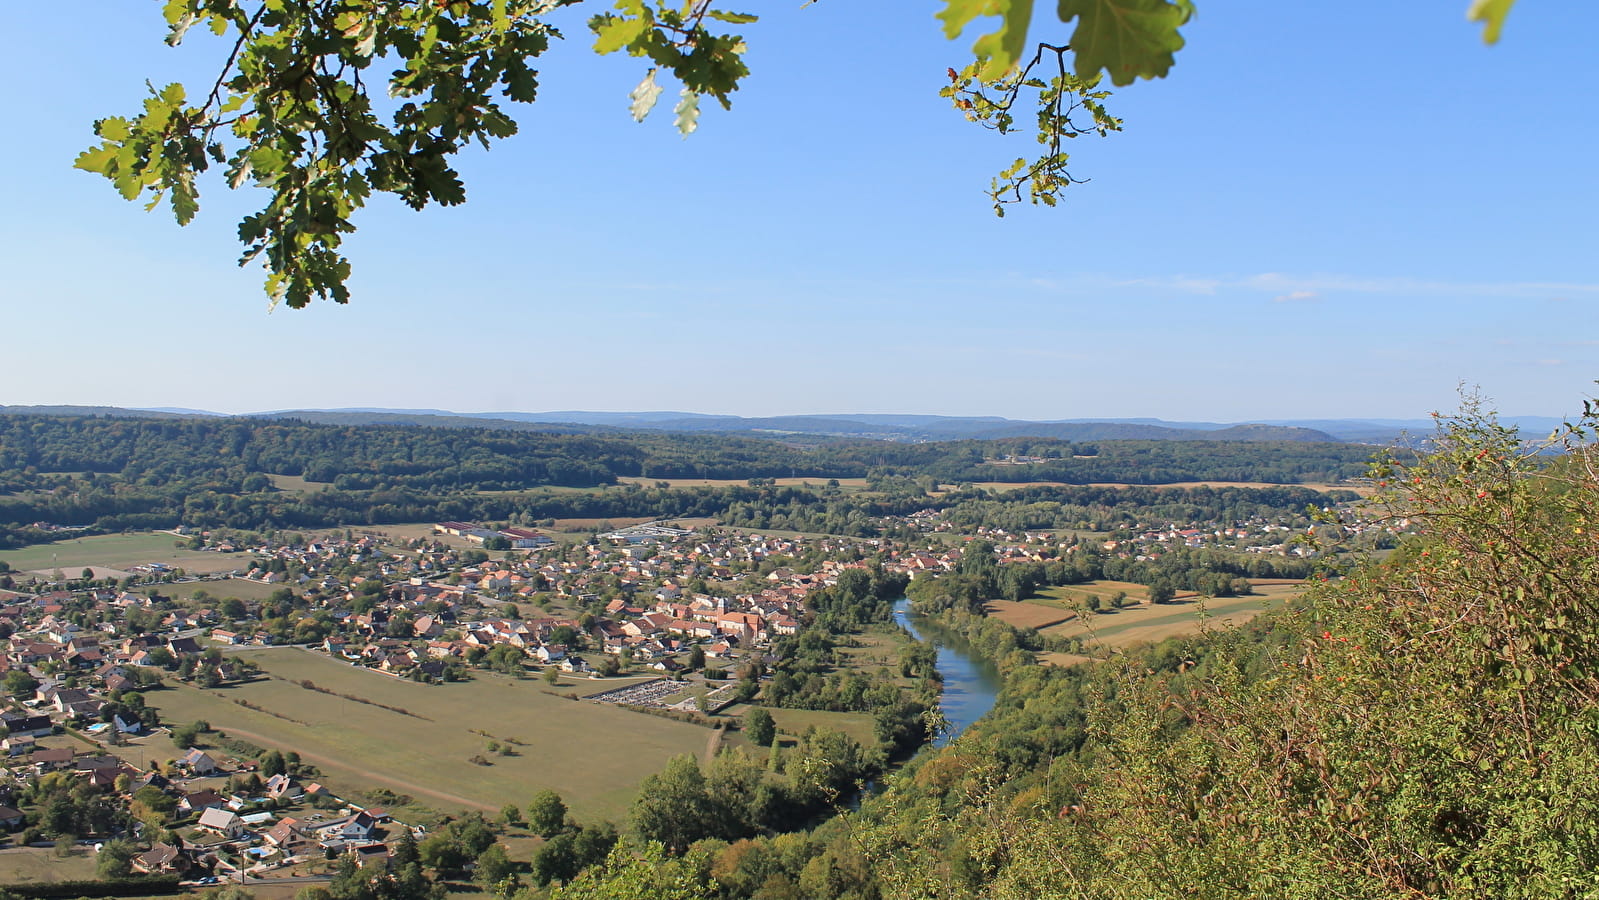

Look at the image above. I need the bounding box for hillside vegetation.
[547,405,1599,898]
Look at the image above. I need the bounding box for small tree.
[542,667,560,686]
[474,843,514,889]
[171,721,202,750]
[745,708,776,747]
[96,838,138,879]
[527,789,568,838]
[4,669,38,696]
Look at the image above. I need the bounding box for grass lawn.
[141,648,709,823]
[361,522,447,542]
[755,707,879,747]
[545,517,653,532]
[163,578,288,603]
[721,525,868,541]
[557,675,661,698]
[0,847,97,884]
[266,473,333,494]
[831,627,921,690]
[0,532,247,576]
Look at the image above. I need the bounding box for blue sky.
[1,2,1594,421]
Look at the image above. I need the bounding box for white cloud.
[1108,275,1223,295]
[1271,290,1319,303]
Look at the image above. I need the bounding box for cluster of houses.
[230,525,898,675]
[888,501,1403,565]
[120,756,394,880]
[314,565,817,676]
[0,631,396,881]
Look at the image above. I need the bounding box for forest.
[0,414,1371,547]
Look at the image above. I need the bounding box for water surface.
[892,598,1003,746]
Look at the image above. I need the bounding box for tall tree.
[629,754,715,853]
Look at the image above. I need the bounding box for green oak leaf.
[1057,0,1190,86]
[171,177,199,226]
[96,117,132,142]
[592,13,650,55]
[937,0,1036,77]
[72,145,117,176]
[937,0,1004,40]
[1467,0,1516,44]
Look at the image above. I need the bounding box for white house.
[197,807,245,839]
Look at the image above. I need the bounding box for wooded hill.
[0,414,1373,546]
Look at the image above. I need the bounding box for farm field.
[143,647,712,823]
[0,532,247,576]
[983,580,1308,652]
[1034,580,1307,649]
[617,476,872,491]
[1026,581,1152,610]
[965,480,1369,495]
[983,600,1075,630]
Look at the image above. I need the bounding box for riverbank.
[892,599,1002,747]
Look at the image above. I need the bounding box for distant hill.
[247,410,606,435]
[0,406,1569,445]
[481,410,736,426]
[133,406,227,417]
[924,421,1337,443]
[0,405,198,419]
[449,412,1338,443]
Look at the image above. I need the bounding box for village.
[0,518,949,887]
[0,492,1383,890]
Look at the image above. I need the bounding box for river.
[892,599,1003,746]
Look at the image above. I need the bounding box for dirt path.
[702,727,723,766]
[215,725,496,814]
